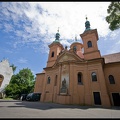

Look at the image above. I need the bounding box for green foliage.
[10,64,17,73]
[5,68,35,99]
[106,2,120,31]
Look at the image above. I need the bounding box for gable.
[53,51,83,67]
[59,53,76,62]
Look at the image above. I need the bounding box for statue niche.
[62,78,66,88]
[60,78,68,95]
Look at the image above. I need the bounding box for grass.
[3,97,14,100]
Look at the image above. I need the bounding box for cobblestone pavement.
[0,99,120,118]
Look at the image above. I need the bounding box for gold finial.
[85,15,88,21]
[57,27,59,32]
[75,36,77,41]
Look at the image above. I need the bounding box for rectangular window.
[78,72,83,85]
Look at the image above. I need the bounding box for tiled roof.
[102,52,120,64]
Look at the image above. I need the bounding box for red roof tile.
[102,52,120,63]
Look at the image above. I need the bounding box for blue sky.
[0,2,120,76]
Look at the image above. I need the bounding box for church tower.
[80,17,101,60]
[47,28,64,67]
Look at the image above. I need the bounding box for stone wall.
[0,59,13,98]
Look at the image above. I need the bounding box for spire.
[75,36,77,41]
[57,27,59,33]
[54,27,60,43]
[56,27,60,40]
[84,16,91,32]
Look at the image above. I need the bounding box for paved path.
[0,99,120,118]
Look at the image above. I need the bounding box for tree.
[10,64,17,73]
[106,2,120,31]
[5,68,35,99]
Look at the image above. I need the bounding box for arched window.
[109,75,115,84]
[91,72,97,81]
[87,41,92,48]
[54,75,57,86]
[47,76,51,84]
[78,72,82,84]
[51,51,54,57]
[73,46,77,52]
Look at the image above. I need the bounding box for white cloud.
[18,58,28,64]
[106,45,120,55]
[5,49,13,54]
[1,2,119,54]
[4,23,14,32]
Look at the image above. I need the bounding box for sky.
[0,2,120,77]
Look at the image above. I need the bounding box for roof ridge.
[102,52,120,57]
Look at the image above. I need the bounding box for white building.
[0,59,13,98]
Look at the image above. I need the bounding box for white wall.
[0,59,13,92]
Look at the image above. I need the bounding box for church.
[34,18,120,107]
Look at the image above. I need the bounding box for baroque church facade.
[34,18,120,107]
